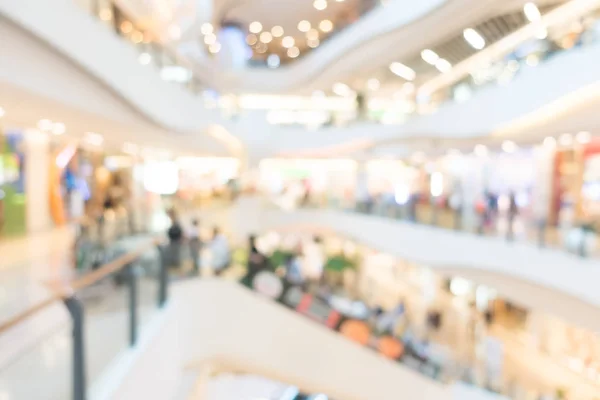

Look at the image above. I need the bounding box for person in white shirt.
[210,227,230,276]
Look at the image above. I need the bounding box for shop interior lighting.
[463,28,486,50]
[282,36,295,48]
[37,119,53,132]
[524,2,542,22]
[559,133,573,146]
[246,34,258,45]
[84,131,104,147]
[267,54,280,68]
[313,0,328,10]
[319,19,333,33]
[51,122,66,135]
[543,136,557,148]
[332,82,352,97]
[138,52,152,65]
[208,43,221,54]
[271,26,284,37]
[249,21,263,33]
[430,171,444,197]
[0,107,5,118]
[421,49,439,65]
[501,140,517,153]
[287,46,300,58]
[204,33,217,45]
[435,58,452,73]
[298,20,311,32]
[474,144,488,157]
[307,29,319,41]
[307,38,320,48]
[260,31,273,43]
[122,142,139,155]
[389,62,416,81]
[367,78,380,91]
[576,131,591,144]
[201,23,213,35]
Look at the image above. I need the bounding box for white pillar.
[24,129,51,233]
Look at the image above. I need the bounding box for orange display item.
[339,320,370,345]
[378,336,404,360]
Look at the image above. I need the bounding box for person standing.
[242,235,269,287]
[210,227,230,276]
[166,209,184,268]
[188,219,202,276]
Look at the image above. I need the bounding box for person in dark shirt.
[242,235,269,287]
[166,210,183,268]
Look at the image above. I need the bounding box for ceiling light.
[435,58,452,73]
[463,28,486,50]
[559,133,573,146]
[99,8,112,21]
[255,42,267,53]
[307,38,320,48]
[576,131,591,144]
[122,142,138,155]
[138,52,152,65]
[260,31,273,43]
[282,36,295,48]
[543,136,556,148]
[524,2,541,22]
[307,28,319,41]
[85,131,104,147]
[249,21,263,34]
[209,42,221,54]
[501,140,517,153]
[298,20,311,32]
[271,26,284,37]
[52,122,66,135]
[333,82,352,97]
[0,107,4,118]
[131,31,143,44]
[267,54,280,68]
[389,62,416,81]
[287,46,300,58]
[474,144,488,157]
[367,78,380,91]
[204,33,217,45]
[168,25,181,40]
[421,49,439,65]
[120,21,133,34]
[201,23,213,35]
[37,119,53,131]
[313,0,327,10]
[246,34,258,45]
[319,19,333,33]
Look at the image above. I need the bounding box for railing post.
[64,295,87,400]
[156,244,168,307]
[126,263,139,346]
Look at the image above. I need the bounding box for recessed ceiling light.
[389,62,416,81]
[37,119,53,131]
[204,33,217,45]
[120,21,133,34]
[333,82,353,97]
[421,49,439,65]
[306,28,319,41]
[271,25,284,37]
[246,34,258,46]
[501,140,517,153]
[319,19,333,33]
[307,38,320,48]
[131,31,143,44]
[435,58,452,73]
[201,23,213,35]
[576,131,592,144]
[209,42,221,54]
[85,131,104,147]
[287,46,300,58]
[298,20,311,32]
[267,54,280,68]
[260,31,273,43]
[282,36,295,48]
[367,78,380,91]
[249,21,263,33]
[138,52,152,65]
[313,0,327,10]
[463,28,486,50]
[543,136,556,148]
[474,144,488,157]
[559,133,573,146]
[523,2,541,22]
[52,122,66,135]
[0,107,5,118]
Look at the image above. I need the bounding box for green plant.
[324,254,357,272]
[269,249,293,270]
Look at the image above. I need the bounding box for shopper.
[166,209,184,268]
[242,235,269,287]
[507,191,518,241]
[188,219,202,276]
[210,226,230,276]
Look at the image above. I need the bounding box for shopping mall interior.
[1,0,600,399]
